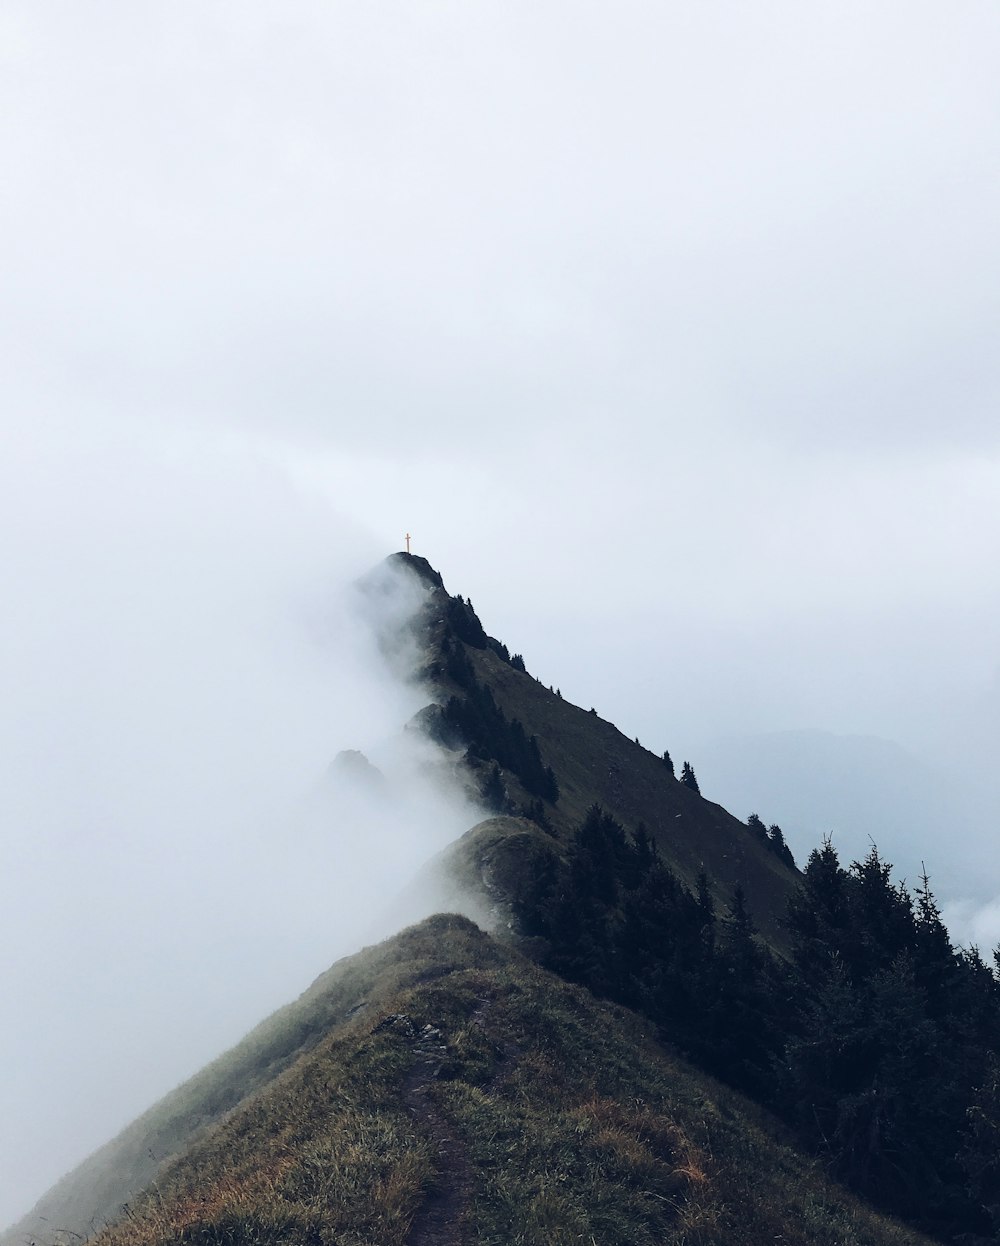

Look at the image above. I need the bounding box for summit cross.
[405,533,411,554]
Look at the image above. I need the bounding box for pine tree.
[747,812,768,842]
[481,762,507,813]
[695,871,716,951]
[961,1055,1000,1235]
[680,761,700,793]
[767,823,796,869]
[786,837,851,980]
[662,749,674,776]
[698,886,780,1096]
[632,822,655,875]
[847,845,915,980]
[542,765,560,803]
[911,866,958,1020]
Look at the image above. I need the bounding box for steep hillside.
[17,914,937,1246]
[0,919,503,1246]
[397,551,799,945]
[8,552,995,1246]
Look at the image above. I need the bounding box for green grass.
[69,915,936,1246]
[456,642,799,950]
[2,915,506,1246]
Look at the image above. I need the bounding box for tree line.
[434,631,559,804]
[518,805,1000,1242]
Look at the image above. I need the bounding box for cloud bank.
[0,423,480,1228]
[3,0,999,1222]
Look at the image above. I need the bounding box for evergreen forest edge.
[421,571,1000,1244]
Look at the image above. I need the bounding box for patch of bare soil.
[378,1012,478,1246]
[382,995,524,1246]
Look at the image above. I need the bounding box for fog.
[2,0,999,1226]
[0,423,484,1227]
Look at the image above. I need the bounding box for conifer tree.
[481,762,506,813]
[747,812,768,841]
[786,837,850,979]
[698,886,779,1096]
[695,871,716,952]
[767,823,796,869]
[521,798,554,834]
[632,822,655,877]
[961,1055,1000,1235]
[680,761,700,793]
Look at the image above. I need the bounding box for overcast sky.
[2,1,999,1228]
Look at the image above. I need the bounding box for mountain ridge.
[5,912,939,1246]
[393,550,800,948]
[5,551,996,1246]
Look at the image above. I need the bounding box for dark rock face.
[389,551,445,590]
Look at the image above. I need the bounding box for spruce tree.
[767,823,795,869]
[481,762,506,813]
[695,871,716,951]
[680,761,701,793]
[747,812,768,842]
[961,1055,1000,1235]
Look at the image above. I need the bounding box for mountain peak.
[387,550,445,591]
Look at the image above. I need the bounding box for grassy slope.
[456,639,798,946]
[401,552,797,944]
[0,920,507,1246]
[4,561,929,1244]
[410,814,564,937]
[64,914,934,1246]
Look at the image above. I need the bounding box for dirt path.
[400,1021,477,1246]
[385,996,522,1246]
